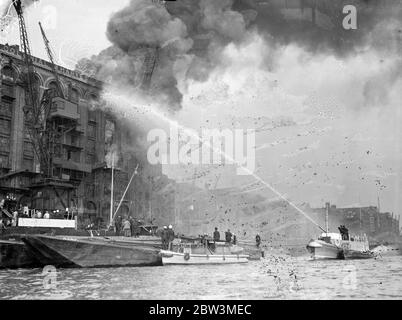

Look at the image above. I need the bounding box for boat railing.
[173,241,217,255]
[348,234,368,242]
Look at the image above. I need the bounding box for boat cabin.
[172,239,244,255]
[318,232,342,244]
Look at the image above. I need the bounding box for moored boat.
[161,240,249,265]
[22,235,162,268]
[0,235,42,269]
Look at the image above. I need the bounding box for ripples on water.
[0,255,401,300]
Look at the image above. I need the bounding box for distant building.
[312,202,400,239]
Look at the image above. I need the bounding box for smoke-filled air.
[74,0,402,219]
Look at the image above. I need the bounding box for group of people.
[0,197,78,226]
[161,225,175,249]
[115,216,145,237]
[338,225,349,240]
[155,225,263,251]
[213,227,262,248]
[30,210,51,219]
[212,227,237,244]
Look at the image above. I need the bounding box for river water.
[0,255,401,300]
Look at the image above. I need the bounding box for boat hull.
[0,237,42,269]
[160,250,249,265]
[343,250,375,259]
[307,239,375,260]
[22,235,162,268]
[306,240,342,260]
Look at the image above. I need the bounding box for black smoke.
[77,0,402,110]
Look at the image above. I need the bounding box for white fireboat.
[306,232,374,260]
[306,203,375,260]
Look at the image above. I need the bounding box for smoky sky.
[232,0,402,55]
[77,0,402,110]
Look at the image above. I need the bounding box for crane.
[11,1,85,213]
[141,46,159,90]
[12,0,50,175]
[38,21,64,99]
[37,20,81,181]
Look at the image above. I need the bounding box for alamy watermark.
[42,265,57,290]
[147,126,255,175]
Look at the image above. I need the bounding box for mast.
[109,153,114,228]
[112,164,139,223]
[377,195,381,229]
[325,202,330,234]
[377,195,380,214]
[359,195,362,232]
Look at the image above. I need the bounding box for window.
[88,123,96,138]
[105,120,115,145]
[86,139,95,153]
[70,88,79,104]
[0,136,10,153]
[23,141,34,158]
[66,149,80,162]
[72,151,80,163]
[1,83,14,100]
[0,154,9,168]
[1,66,16,82]
[0,118,11,135]
[0,98,12,117]
[85,152,95,164]
[88,109,96,122]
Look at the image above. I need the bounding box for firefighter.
[225,229,232,243]
[256,234,261,248]
[161,226,168,249]
[213,227,220,242]
[167,225,175,250]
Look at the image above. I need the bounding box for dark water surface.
[0,255,401,299]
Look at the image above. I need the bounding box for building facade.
[0,43,174,228]
[312,202,400,239]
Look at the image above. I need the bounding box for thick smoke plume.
[78,0,402,112]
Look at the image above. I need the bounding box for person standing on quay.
[167,225,175,250]
[122,218,131,237]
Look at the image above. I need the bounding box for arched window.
[48,81,58,92]
[70,88,79,104]
[1,66,16,82]
[47,80,63,98]
[88,93,99,109]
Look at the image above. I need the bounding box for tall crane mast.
[141,46,159,90]
[38,21,64,99]
[12,0,50,175]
